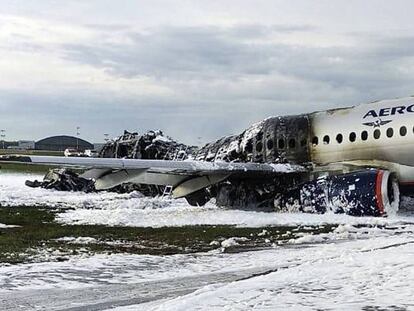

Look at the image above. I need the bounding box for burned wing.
[0,154,306,205]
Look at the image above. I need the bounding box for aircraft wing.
[0,155,306,198]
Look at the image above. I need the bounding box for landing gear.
[185,189,211,206]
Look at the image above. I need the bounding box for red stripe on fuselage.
[375,170,385,215]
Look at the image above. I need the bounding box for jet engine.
[279,169,400,216]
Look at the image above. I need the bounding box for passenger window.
[267,139,274,150]
[386,128,394,138]
[323,135,330,144]
[336,134,343,144]
[278,138,285,149]
[349,132,356,142]
[374,129,381,139]
[361,131,368,141]
[312,136,318,146]
[288,138,296,149]
[400,126,407,136]
[256,142,263,152]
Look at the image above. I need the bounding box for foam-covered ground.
[0,172,412,228]
[0,227,412,310]
[122,236,414,311]
[0,172,413,310]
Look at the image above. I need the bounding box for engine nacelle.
[280,170,399,216]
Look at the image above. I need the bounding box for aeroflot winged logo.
[362,119,392,128]
[362,104,414,127]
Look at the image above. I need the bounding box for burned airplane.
[4,96,414,217]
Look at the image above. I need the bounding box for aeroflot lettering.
[363,105,414,118]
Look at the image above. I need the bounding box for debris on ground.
[26,169,96,192]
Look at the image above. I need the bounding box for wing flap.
[95,169,147,190]
[172,174,230,198]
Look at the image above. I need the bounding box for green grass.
[0,150,63,173]
[0,163,56,173]
[0,162,86,174]
[0,206,337,264]
[0,150,63,156]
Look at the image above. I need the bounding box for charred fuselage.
[25,96,414,216]
[195,115,311,164]
[191,115,311,209]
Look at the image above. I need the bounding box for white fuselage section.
[310,97,414,184]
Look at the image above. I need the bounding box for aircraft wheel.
[185,189,210,206]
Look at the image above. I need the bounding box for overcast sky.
[2,0,414,144]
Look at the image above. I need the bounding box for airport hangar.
[35,135,94,151]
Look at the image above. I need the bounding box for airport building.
[35,135,94,151]
[17,140,35,150]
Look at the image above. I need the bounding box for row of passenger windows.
[248,136,306,153]
[248,125,411,153]
[312,125,411,146]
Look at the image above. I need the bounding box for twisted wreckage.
[5,96,414,216]
[27,130,197,197]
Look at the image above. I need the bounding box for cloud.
[2,11,414,144]
[59,25,408,77]
[58,24,414,103]
[61,24,318,78]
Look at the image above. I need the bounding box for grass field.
[0,150,63,173]
[0,149,63,156]
[0,206,336,264]
[0,162,56,173]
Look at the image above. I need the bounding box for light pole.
[1,129,6,149]
[76,126,80,151]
